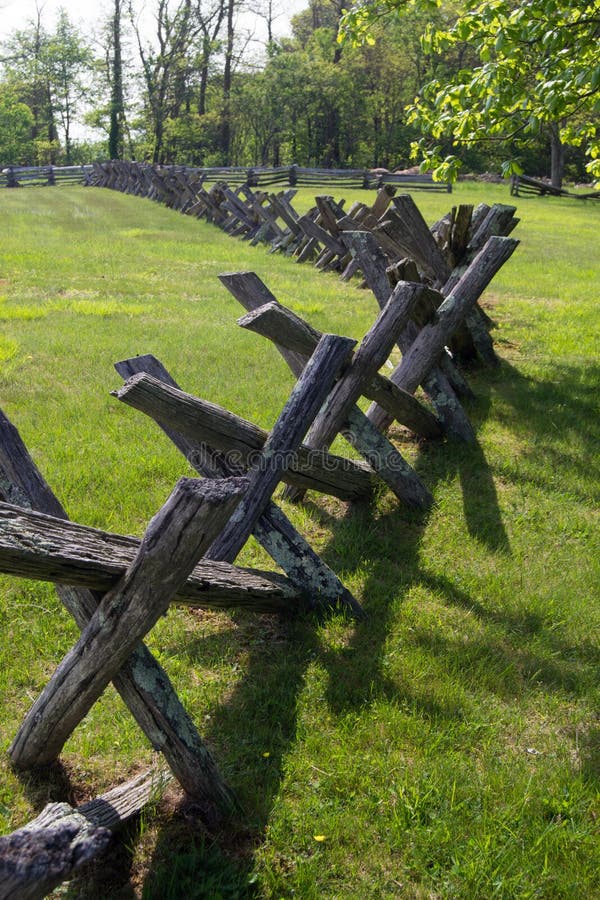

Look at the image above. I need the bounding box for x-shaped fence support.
[219,272,436,508]
[343,232,519,435]
[2,331,361,820]
[113,354,365,616]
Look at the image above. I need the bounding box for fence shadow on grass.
[317,355,600,721]
[131,614,320,899]
[131,422,512,895]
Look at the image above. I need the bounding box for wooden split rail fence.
[0,165,94,188]
[510,173,600,200]
[0,162,450,192]
[0,183,518,898]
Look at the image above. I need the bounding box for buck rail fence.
[0,165,94,188]
[0,184,519,898]
[0,162,451,192]
[510,173,600,200]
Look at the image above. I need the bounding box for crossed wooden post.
[113,355,365,617]
[218,271,438,508]
[0,409,238,817]
[2,332,362,823]
[343,230,519,438]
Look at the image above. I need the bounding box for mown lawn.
[0,182,598,898]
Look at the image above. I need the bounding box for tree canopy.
[340,0,600,184]
[0,0,597,183]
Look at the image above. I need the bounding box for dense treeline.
[0,0,593,182]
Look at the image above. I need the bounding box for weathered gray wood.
[114,355,364,618]
[280,284,434,508]
[268,193,301,234]
[303,283,423,446]
[0,769,171,900]
[464,307,500,367]
[0,502,304,613]
[227,284,442,439]
[469,203,519,252]
[438,202,519,366]
[223,277,433,508]
[342,231,476,441]
[0,410,239,813]
[369,184,396,218]
[219,272,310,376]
[0,415,65,517]
[341,405,433,508]
[206,333,355,562]
[386,236,519,394]
[114,373,375,502]
[296,214,346,257]
[0,807,110,900]
[9,476,245,770]
[380,195,451,283]
[387,263,476,399]
[77,767,172,828]
[315,196,342,235]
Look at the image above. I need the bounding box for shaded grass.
[0,183,598,898]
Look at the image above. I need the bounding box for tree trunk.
[220,0,235,163]
[549,121,565,189]
[108,0,125,159]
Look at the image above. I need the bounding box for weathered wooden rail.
[0,162,451,191]
[88,162,516,370]
[510,173,600,200]
[0,176,519,896]
[0,165,93,188]
[0,768,171,900]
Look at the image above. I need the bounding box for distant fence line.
[0,164,94,187]
[0,162,452,192]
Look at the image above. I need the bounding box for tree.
[129,0,201,161]
[0,90,34,165]
[44,11,93,163]
[1,10,60,160]
[1,8,92,164]
[340,0,600,185]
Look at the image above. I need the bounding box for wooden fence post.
[0,769,171,900]
[207,333,355,561]
[236,299,442,439]
[0,502,305,614]
[342,230,477,442]
[9,477,246,771]
[114,354,365,618]
[218,272,434,509]
[114,373,375,501]
[0,409,240,816]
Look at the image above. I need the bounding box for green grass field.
[0,182,599,898]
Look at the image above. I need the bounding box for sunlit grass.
[0,184,598,898]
